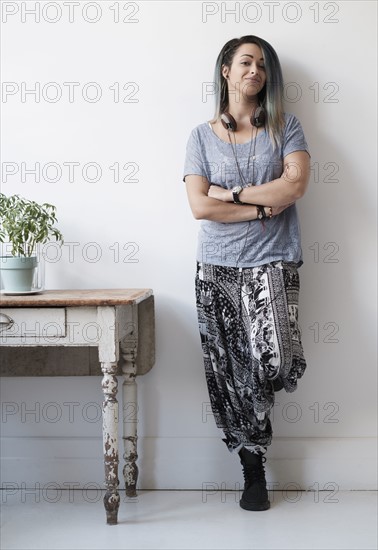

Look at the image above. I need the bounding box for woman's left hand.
[208,184,232,202]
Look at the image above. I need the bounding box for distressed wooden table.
[0,289,155,525]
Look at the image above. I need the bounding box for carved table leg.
[101,361,120,524]
[120,328,138,497]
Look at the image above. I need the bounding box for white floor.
[1,489,377,550]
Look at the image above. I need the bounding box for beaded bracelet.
[256,205,266,220]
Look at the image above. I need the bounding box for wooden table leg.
[101,361,120,524]
[120,329,138,497]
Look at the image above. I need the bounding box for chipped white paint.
[101,361,120,524]
[0,290,155,524]
[0,307,102,347]
[0,308,66,341]
[120,304,139,497]
[97,306,118,363]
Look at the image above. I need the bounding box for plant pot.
[0,256,44,294]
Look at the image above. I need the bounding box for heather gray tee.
[183,112,310,268]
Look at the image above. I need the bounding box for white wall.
[1,1,377,495]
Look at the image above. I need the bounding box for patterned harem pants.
[195,260,307,454]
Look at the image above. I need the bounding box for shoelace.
[242,456,267,484]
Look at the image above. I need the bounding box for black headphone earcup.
[221,112,237,132]
[251,105,266,128]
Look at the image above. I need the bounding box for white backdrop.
[1,1,377,494]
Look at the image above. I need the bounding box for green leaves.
[0,193,64,257]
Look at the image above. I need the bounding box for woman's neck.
[225,99,260,126]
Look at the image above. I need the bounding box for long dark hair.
[212,35,285,151]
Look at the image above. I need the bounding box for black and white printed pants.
[195,260,307,455]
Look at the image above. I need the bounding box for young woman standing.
[183,35,310,511]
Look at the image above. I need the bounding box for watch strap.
[232,186,243,204]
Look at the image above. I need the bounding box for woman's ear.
[221,64,229,80]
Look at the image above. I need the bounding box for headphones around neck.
[220,105,266,130]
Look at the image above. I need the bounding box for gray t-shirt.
[183,112,310,268]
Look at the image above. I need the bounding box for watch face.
[233,186,242,194]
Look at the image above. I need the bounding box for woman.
[183,35,310,511]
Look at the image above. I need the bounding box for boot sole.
[240,498,270,511]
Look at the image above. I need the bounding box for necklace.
[226,123,257,187]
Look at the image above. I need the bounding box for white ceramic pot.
[0,256,43,293]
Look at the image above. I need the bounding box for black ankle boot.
[238,447,270,511]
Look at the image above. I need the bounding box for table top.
[0,289,153,307]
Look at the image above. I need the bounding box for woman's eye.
[241,61,265,70]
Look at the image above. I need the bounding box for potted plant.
[0,193,64,294]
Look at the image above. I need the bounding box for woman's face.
[222,43,267,101]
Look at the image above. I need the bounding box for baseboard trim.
[1,436,376,490]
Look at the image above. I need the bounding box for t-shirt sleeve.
[182,127,207,182]
[282,114,311,158]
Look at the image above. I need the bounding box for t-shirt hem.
[183,172,206,182]
[196,257,303,269]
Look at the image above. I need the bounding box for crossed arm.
[185,150,310,223]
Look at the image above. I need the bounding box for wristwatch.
[232,185,243,204]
